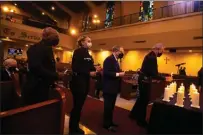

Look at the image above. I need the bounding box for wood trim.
[55,87,67,135]
[0,99,59,118]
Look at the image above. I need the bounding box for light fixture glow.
[189,50,193,53]
[3,7,9,12]
[71,29,76,35]
[93,19,97,23]
[14,3,17,6]
[51,6,55,10]
[42,12,45,15]
[94,14,98,18]
[96,20,100,23]
[10,9,14,13]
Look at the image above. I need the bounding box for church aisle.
[65,96,146,134]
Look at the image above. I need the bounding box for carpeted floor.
[78,97,147,134]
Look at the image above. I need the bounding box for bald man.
[22,27,60,104]
[129,43,169,128]
[1,58,18,81]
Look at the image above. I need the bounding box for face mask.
[87,42,92,48]
[8,67,17,73]
[157,52,163,57]
[118,53,124,59]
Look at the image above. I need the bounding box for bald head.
[42,27,59,46]
[152,43,164,57]
[3,58,17,69]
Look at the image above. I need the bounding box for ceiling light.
[94,14,98,18]
[96,20,100,23]
[42,12,45,15]
[10,9,14,13]
[14,3,17,6]
[71,29,76,35]
[3,6,9,12]
[92,19,97,23]
[189,50,192,53]
[51,6,55,10]
[25,44,29,47]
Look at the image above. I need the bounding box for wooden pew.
[120,72,138,100]
[0,88,66,134]
[56,84,73,115]
[0,81,21,111]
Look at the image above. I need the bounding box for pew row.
[0,88,66,134]
[0,81,21,111]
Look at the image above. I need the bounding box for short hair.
[42,27,59,40]
[112,45,121,52]
[152,43,164,50]
[77,35,89,46]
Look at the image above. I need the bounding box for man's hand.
[119,72,125,77]
[90,71,97,77]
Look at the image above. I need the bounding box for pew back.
[0,81,20,111]
[0,88,66,134]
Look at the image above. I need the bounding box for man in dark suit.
[0,58,18,81]
[198,67,203,92]
[129,43,172,127]
[22,27,61,105]
[102,46,125,132]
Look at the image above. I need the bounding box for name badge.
[84,57,92,61]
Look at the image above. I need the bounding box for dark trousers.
[95,88,101,97]
[69,76,89,131]
[103,93,117,127]
[130,80,150,122]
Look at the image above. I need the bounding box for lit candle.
[163,86,170,102]
[175,90,184,107]
[174,82,177,93]
[189,84,196,96]
[191,91,200,108]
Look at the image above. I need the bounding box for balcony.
[82,1,202,32]
[0,12,69,35]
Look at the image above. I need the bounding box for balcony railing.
[0,12,69,35]
[83,1,202,32]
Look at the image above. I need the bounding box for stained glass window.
[82,14,90,32]
[139,1,154,22]
[105,1,115,28]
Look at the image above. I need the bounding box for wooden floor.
[63,95,136,134]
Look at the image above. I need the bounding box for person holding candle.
[129,43,172,128]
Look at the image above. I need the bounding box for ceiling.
[9,1,106,25]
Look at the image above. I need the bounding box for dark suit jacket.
[198,67,203,87]
[0,67,12,81]
[103,54,121,94]
[140,51,165,81]
[23,41,58,96]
